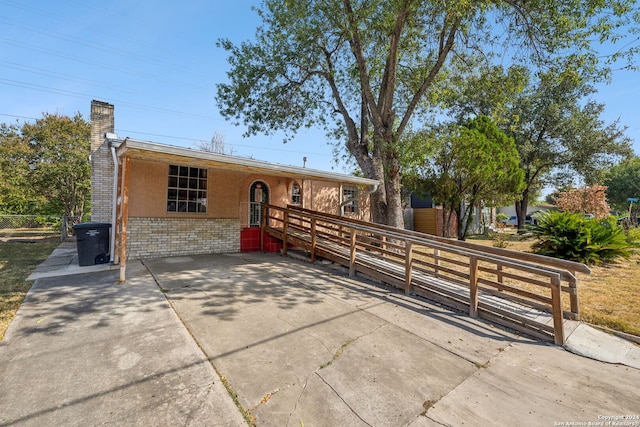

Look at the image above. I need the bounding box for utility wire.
[116,128,332,157]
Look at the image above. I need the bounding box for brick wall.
[90,100,115,222]
[126,217,241,259]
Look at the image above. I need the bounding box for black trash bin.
[73,222,111,266]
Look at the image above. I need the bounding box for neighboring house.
[497,204,553,218]
[89,100,379,262]
[405,193,457,237]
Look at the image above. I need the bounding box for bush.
[627,227,640,246]
[530,211,637,265]
[496,212,510,223]
[489,230,509,248]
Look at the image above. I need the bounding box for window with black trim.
[342,185,358,214]
[291,181,301,205]
[167,165,207,213]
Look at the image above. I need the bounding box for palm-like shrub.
[530,211,636,265]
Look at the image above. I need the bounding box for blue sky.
[1,1,638,175]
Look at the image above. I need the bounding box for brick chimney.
[90,100,115,222]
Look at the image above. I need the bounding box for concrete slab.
[565,322,640,369]
[26,239,118,281]
[312,324,476,426]
[420,341,640,426]
[0,260,245,426]
[5,243,640,427]
[144,252,640,426]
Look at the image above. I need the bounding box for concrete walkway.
[1,241,639,426]
[1,241,245,427]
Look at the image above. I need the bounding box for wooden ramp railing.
[261,205,591,345]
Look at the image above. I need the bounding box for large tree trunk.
[384,174,403,229]
[515,186,530,231]
[368,176,389,226]
[350,145,404,228]
[381,149,404,229]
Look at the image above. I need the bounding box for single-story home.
[89,101,379,269]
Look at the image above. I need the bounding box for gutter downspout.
[340,183,380,217]
[107,135,126,263]
[109,142,119,263]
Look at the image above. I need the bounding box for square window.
[167,165,208,213]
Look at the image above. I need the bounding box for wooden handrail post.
[569,270,580,319]
[551,275,565,345]
[497,264,504,284]
[114,159,123,265]
[349,228,357,278]
[310,218,317,263]
[434,248,440,277]
[469,256,479,318]
[119,156,130,283]
[404,240,413,294]
[282,211,289,255]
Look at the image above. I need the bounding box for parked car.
[503,215,517,226]
[501,215,537,227]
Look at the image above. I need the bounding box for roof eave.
[113,138,380,186]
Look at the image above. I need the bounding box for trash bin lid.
[73,222,112,230]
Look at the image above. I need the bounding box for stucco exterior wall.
[126,159,371,223]
[119,156,372,259]
[128,158,242,219]
[299,180,371,219]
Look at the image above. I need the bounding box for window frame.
[290,181,302,206]
[166,165,208,214]
[341,185,359,215]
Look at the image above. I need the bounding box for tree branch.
[378,0,414,118]
[398,12,461,136]
[342,0,383,131]
[321,46,362,156]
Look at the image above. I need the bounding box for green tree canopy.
[441,63,633,229]
[0,113,90,218]
[408,116,524,240]
[216,0,637,228]
[604,156,640,219]
[506,68,632,228]
[0,122,43,214]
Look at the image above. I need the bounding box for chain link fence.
[0,215,83,240]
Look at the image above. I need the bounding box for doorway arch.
[249,181,269,227]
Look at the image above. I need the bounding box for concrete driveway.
[143,252,640,426]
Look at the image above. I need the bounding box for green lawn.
[0,236,60,341]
